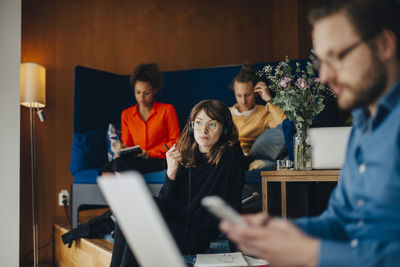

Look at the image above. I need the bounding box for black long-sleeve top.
[158,142,246,243]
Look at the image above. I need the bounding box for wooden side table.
[261,170,340,218]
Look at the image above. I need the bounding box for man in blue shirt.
[220,0,400,266]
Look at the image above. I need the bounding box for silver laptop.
[97,171,187,267]
[308,127,351,169]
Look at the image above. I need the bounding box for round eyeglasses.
[191,120,220,132]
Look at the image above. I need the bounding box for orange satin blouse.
[121,102,180,158]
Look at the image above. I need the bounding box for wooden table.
[261,170,340,218]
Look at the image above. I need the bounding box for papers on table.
[194,252,269,267]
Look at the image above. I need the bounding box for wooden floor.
[54,208,113,267]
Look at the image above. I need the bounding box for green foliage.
[258,54,333,132]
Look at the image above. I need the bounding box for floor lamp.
[20,63,51,267]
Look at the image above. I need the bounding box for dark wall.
[20,0,312,263]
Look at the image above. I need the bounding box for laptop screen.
[98,172,187,267]
[309,127,351,169]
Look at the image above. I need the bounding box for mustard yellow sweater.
[230,104,286,155]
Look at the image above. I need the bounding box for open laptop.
[97,171,187,267]
[308,127,351,169]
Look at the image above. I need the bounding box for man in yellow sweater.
[230,64,287,167]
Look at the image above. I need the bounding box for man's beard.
[335,54,388,111]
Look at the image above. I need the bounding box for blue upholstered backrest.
[73,66,134,134]
[70,66,134,182]
[69,63,301,183]
[158,66,254,128]
[69,64,264,182]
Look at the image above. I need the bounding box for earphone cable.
[181,167,191,246]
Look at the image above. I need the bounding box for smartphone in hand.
[201,196,247,227]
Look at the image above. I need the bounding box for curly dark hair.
[178,99,239,167]
[130,63,163,93]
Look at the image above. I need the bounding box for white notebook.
[194,252,269,267]
[194,252,248,267]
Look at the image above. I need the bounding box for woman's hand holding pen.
[220,212,319,267]
[166,144,181,181]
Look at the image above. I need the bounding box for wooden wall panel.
[21,0,57,264]
[21,0,311,264]
[53,0,279,74]
[298,0,314,59]
[271,0,299,60]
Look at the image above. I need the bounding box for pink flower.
[280,77,292,88]
[295,78,308,90]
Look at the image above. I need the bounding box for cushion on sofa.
[70,128,108,175]
[106,123,122,161]
[248,125,287,161]
[73,169,102,184]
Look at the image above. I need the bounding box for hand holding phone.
[201,196,248,227]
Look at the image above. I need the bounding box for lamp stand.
[30,107,39,267]
[26,107,53,267]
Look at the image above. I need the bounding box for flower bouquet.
[257,54,332,170]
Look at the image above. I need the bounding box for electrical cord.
[23,242,51,265]
[22,219,70,265]
[23,239,51,265]
[63,196,71,223]
[23,218,71,265]
[24,223,68,265]
[23,197,71,265]
[24,195,71,264]
[181,167,192,246]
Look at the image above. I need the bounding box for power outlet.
[58,189,70,206]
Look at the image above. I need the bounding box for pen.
[164,144,170,150]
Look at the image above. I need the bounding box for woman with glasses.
[111,99,246,267]
[101,63,180,175]
[230,64,287,169]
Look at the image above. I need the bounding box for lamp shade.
[20,62,46,108]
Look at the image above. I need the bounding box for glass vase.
[293,124,312,170]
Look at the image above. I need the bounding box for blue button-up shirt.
[295,79,400,267]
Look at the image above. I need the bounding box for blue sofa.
[69,63,296,228]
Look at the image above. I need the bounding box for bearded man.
[220,0,400,266]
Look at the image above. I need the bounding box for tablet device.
[118,145,142,156]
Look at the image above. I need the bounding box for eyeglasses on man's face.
[313,38,366,71]
[191,120,221,132]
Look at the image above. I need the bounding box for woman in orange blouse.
[101,63,180,174]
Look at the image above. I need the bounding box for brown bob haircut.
[178,99,238,167]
